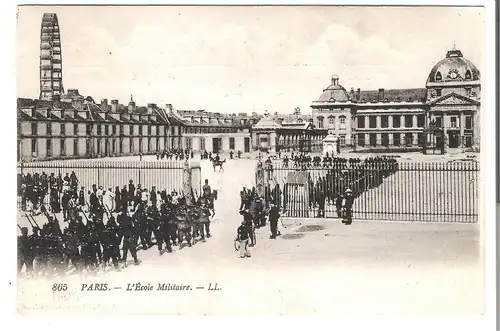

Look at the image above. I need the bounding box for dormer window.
[465,70,472,80]
[436,71,442,82]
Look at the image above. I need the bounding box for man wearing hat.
[342,188,355,225]
[240,208,255,246]
[236,219,251,258]
[268,202,281,239]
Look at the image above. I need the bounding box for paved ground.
[17,157,483,315]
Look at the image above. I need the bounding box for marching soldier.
[100,218,121,271]
[236,219,251,258]
[128,180,135,206]
[268,202,280,239]
[118,209,141,267]
[146,204,160,246]
[18,227,33,275]
[62,228,81,271]
[156,203,172,255]
[42,216,62,237]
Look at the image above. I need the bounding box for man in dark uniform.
[146,204,160,246]
[128,180,135,206]
[236,220,251,258]
[341,188,355,225]
[18,227,33,275]
[268,202,280,239]
[121,185,128,210]
[118,209,141,266]
[100,218,121,271]
[150,186,157,207]
[42,216,62,237]
[202,179,211,198]
[157,204,173,255]
[62,228,81,271]
[240,209,255,247]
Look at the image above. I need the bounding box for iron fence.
[265,160,480,222]
[17,160,186,206]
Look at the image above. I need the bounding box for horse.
[211,159,226,172]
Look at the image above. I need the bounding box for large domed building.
[310,47,481,152]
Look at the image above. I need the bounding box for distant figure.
[202,179,211,198]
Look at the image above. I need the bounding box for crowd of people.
[156,148,194,161]
[258,154,398,218]
[234,186,282,258]
[17,170,217,277]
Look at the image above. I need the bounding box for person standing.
[236,220,251,258]
[341,189,355,225]
[268,202,280,239]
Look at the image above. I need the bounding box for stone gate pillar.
[190,160,202,199]
[255,160,265,197]
[183,159,193,205]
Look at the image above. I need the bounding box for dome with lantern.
[316,75,350,102]
[426,48,480,84]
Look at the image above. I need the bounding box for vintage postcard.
[14,4,492,317]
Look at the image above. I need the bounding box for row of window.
[356,133,473,148]
[30,137,182,157]
[185,127,238,134]
[185,137,237,150]
[357,115,425,129]
[30,123,181,137]
[316,115,346,129]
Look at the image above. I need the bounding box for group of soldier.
[235,186,282,258]
[156,148,194,161]
[17,172,217,277]
[200,150,243,160]
[257,153,399,219]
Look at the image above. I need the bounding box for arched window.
[465,70,472,80]
[328,115,335,128]
[339,115,346,130]
[435,71,442,82]
[297,119,303,123]
[317,116,324,129]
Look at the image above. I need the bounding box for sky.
[16,6,485,114]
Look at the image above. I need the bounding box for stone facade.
[311,48,481,152]
[17,94,183,161]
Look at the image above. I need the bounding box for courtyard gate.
[258,159,480,223]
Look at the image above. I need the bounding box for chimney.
[111,99,119,112]
[349,88,355,101]
[378,88,385,101]
[128,94,136,113]
[147,103,156,114]
[101,99,108,111]
[356,88,361,101]
[52,94,62,110]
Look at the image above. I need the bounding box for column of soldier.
[156,148,194,161]
[259,153,398,218]
[200,150,243,160]
[18,172,217,278]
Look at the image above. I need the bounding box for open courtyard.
[17,155,483,315]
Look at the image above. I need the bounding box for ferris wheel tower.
[39,13,64,101]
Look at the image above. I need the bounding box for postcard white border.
[2,0,496,330]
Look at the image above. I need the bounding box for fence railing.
[265,160,480,223]
[17,159,186,198]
